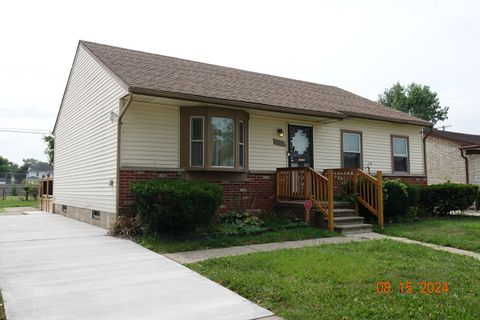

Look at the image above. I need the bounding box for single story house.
[425,129,480,185]
[53,41,431,228]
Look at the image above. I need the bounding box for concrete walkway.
[166,232,480,264]
[0,212,273,320]
[0,206,37,215]
[165,235,370,264]
[349,232,480,261]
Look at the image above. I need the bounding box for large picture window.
[392,136,409,173]
[181,107,248,171]
[211,117,235,167]
[342,131,362,169]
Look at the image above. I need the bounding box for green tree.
[43,135,54,166]
[0,156,18,173]
[18,158,39,173]
[378,82,449,124]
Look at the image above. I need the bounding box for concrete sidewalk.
[165,235,369,264]
[0,213,273,320]
[166,231,480,264]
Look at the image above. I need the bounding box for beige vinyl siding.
[121,101,180,168]
[315,118,424,174]
[248,115,424,174]
[54,46,127,213]
[249,115,288,171]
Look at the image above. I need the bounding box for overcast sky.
[1,0,479,165]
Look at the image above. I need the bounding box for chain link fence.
[0,172,40,198]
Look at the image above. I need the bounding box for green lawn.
[378,216,480,253]
[0,196,38,212]
[136,226,336,253]
[190,240,480,320]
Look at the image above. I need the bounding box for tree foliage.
[43,135,54,166]
[18,158,39,173]
[0,156,18,173]
[378,82,448,124]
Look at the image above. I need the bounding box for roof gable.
[79,40,430,126]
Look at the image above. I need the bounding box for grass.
[0,196,38,212]
[136,224,336,253]
[189,240,480,320]
[0,290,5,320]
[378,216,480,253]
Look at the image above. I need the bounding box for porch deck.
[275,167,383,234]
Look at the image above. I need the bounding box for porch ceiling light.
[277,128,284,137]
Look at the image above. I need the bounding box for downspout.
[115,93,133,216]
[460,148,469,184]
[422,127,433,180]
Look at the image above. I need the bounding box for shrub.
[218,210,266,235]
[420,183,479,215]
[109,215,143,238]
[131,179,223,234]
[383,180,410,221]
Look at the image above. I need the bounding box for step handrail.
[325,168,384,229]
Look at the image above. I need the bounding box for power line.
[0,112,56,118]
[0,127,51,135]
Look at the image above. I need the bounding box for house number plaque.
[273,138,286,147]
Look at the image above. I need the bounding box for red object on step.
[304,199,312,211]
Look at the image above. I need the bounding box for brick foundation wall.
[119,170,180,213]
[383,175,427,186]
[119,170,276,214]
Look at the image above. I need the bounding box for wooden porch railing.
[276,167,334,232]
[276,167,384,231]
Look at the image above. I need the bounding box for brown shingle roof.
[80,41,431,126]
[430,129,480,146]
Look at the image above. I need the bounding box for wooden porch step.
[334,223,373,235]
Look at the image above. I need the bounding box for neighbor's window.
[181,107,248,171]
[392,136,409,172]
[211,117,235,167]
[190,116,204,167]
[343,131,362,169]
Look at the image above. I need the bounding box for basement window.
[92,210,101,220]
[62,205,67,213]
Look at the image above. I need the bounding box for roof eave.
[128,86,347,120]
[341,111,432,127]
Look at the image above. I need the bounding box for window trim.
[341,130,363,169]
[391,135,410,173]
[239,120,245,169]
[180,106,249,172]
[189,116,204,167]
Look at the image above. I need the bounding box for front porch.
[275,167,384,234]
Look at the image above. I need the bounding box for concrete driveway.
[0,212,273,320]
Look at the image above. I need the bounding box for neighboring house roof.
[28,162,53,173]
[79,41,430,127]
[429,129,480,147]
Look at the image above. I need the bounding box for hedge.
[419,183,479,215]
[131,179,223,234]
[382,180,410,220]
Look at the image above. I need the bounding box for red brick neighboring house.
[426,129,480,185]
